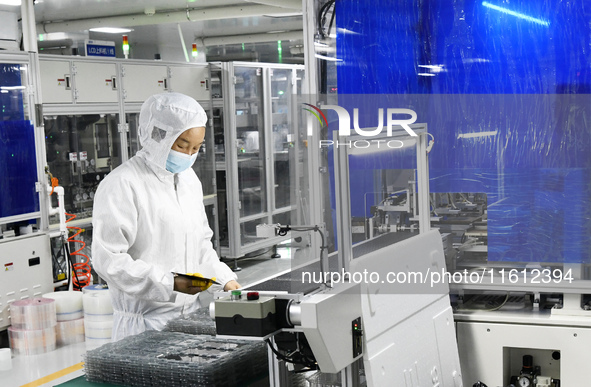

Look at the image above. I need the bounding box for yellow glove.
[186,273,216,291]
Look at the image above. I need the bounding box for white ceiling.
[7,0,305,62]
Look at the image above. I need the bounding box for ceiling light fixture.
[0,0,21,6]
[89,27,133,34]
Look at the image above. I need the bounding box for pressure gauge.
[517,376,531,387]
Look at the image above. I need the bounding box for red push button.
[247,291,259,300]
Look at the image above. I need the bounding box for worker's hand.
[224,280,241,291]
[187,273,216,291]
[173,275,202,295]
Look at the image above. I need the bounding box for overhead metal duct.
[243,0,302,10]
[200,30,302,46]
[37,4,302,34]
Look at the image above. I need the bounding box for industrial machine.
[0,234,54,330]
[212,229,462,386]
[211,123,464,386]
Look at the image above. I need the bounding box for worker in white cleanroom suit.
[92,92,240,341]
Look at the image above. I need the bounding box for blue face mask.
[166,149,198,173]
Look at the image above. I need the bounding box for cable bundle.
[65,213,92,289]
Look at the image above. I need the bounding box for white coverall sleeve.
[91,178,175,302]
[198,204,237,290]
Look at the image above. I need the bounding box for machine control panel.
[352,317,363,358]
[215,292,277,337]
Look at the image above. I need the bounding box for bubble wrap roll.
[43,291,84,322]
[8,326,56,355]
[56,318,85,346]
[10,298,56,330]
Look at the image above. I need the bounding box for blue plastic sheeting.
[0,63,36,219]
[334,1,591,263]
[1,64,26,121]
[0,120,39,219]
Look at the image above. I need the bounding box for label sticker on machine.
[79,151,88,161]
[69,152,78,161]
[85,39,116,57]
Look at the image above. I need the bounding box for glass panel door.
[44,113,122,222]
[270,68,293,214]
[234,66,267,219]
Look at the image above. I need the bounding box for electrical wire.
[289,226,329,287]
[327,2,336,37]
[487,293,510,311]
[64,239,78,291]
[66,212,91,289]
[220,247,275,263]
[317,1,336,38]
[265,339,317,370]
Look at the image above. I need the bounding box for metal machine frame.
[215,61,307,259]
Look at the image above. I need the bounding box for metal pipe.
[38,39,73,49]
[37,5,298,34]
[243,0,302,10]
[47,185,67,236]
[201,30,302,46]
[21,0,38,52]
[177,23,190,62]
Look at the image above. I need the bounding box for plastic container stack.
[84,330,268,386]
[8,298,57,355]
[43,291,85,346]
[82,284,114,348]
[163,307,217,336]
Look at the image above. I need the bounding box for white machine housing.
[350,230,463,387]
[0,233,54,330]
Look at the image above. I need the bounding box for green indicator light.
[11,154,14,157]
[39,34,44,41]
[242,43,245,51]
[278,91,284,95]
[277,40,283,63]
